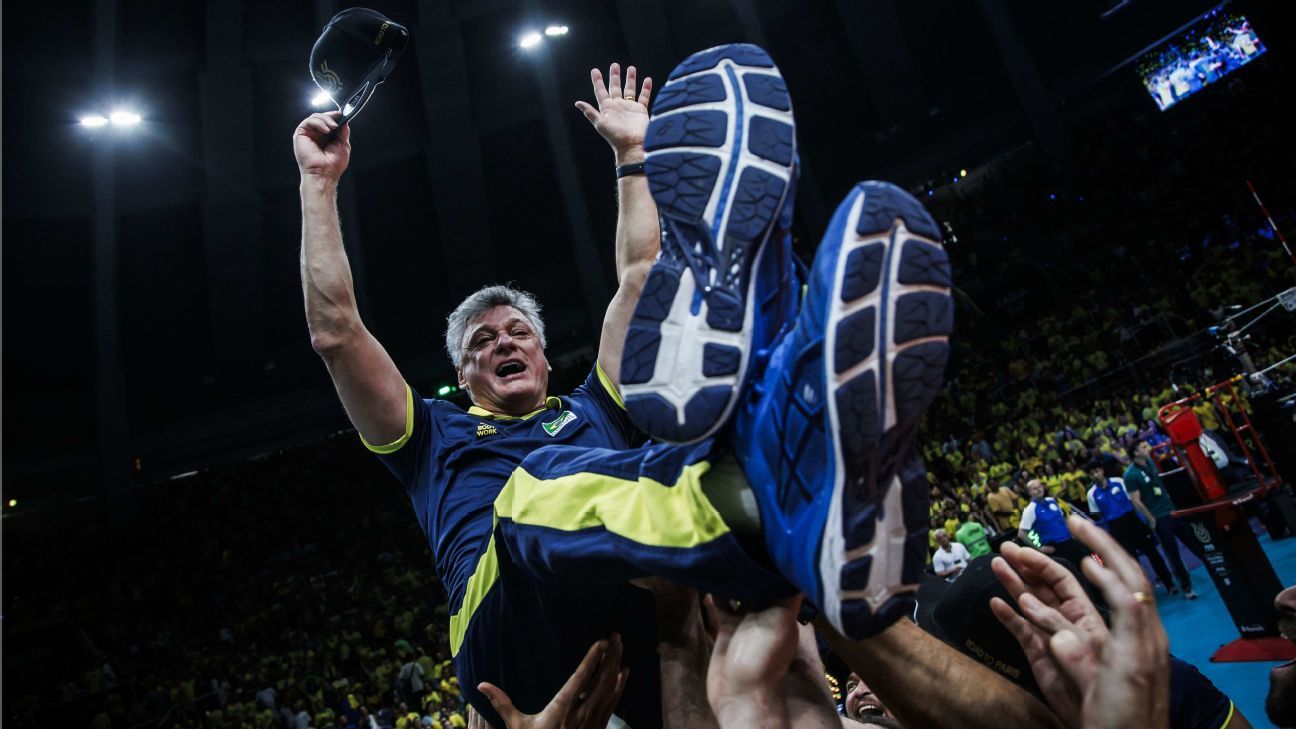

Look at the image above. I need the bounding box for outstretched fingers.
[623,65,637,100]
[1000,541,1095,615]
[991,552,1032,602]
[590,67,609,105]
[584,62,652,111]
[574,100,599,124]
[989,595,1041,648]
[638,76,654,107]
[1070,517,1148,593]
[1017,592,1084,638]
[607,62,623,100]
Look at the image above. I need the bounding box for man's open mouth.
[496,361,526,378]
[853,700,885,718]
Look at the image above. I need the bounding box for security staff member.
[1084,461,1177,592]
[1018,479,1092,568]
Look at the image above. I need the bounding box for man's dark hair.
[1084,459,1104,473]
[1126,441,1147,460]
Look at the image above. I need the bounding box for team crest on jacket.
[542,410,577,437]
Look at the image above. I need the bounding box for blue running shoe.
[619,43,798,444]
[732,181,952,639]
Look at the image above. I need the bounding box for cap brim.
[913,572,954,642]
[338,80,378,125]
[331,50,399,126]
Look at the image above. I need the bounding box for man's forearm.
[816,618,1065,729]
[595,143,660,384]
[613,145,659,282]
[300,176,361,347]
[659,642,720,729]
[785,623,843,729]
[713,695,787,729]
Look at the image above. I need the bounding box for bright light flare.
[110,110,142,126]
[80,115,110,127]
[6,499,16,508]
[519,31,543,49]
[544,25,568,36]
[310,91,333,108]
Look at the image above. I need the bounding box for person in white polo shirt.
[932,529,971,581]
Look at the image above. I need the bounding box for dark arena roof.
[5,0,1296,727]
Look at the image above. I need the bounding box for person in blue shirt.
[1017,479,1092,569]
[295,61,704,725]
[1084,461,1177,593]
[293,43,972,728]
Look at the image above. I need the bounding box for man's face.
[935,531,950,548]
[1026,480,1045,499]
[1135,441,1152,461]
[1267,586,1296,726]
[457,305,549,415]
[1088,467,1106,484]
[845,672,895,722]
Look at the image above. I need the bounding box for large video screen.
[1137,5,1266,111]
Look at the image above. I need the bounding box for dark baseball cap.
[309,8,409,124]
[915,553,1112,700]
[915,556,1043,698]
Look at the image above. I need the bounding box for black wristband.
[615,162,645,178]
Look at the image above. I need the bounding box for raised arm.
[295,112,408,446]
[574,63,660,391]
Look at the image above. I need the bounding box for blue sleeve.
[571,365,647,449]
[1169,655,1234,729]
[362,384,436,490]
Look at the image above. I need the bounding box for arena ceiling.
[5,0,1282,508]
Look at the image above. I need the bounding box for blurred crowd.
[915,56,1296,557]
[5,440,471,729]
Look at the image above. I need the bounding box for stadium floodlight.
[311,91,333,108]
[544,25,568,36]
[7,499,16,508]
[80,115,110,127]
[959,169,968,177]
[109,110,142,126]
[519,31,543,49]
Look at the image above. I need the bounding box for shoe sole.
[619,43,796,444]
[816,182,951,639]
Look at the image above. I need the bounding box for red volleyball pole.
[1246,179,1296,267]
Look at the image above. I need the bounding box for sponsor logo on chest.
[542,410,578,437]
